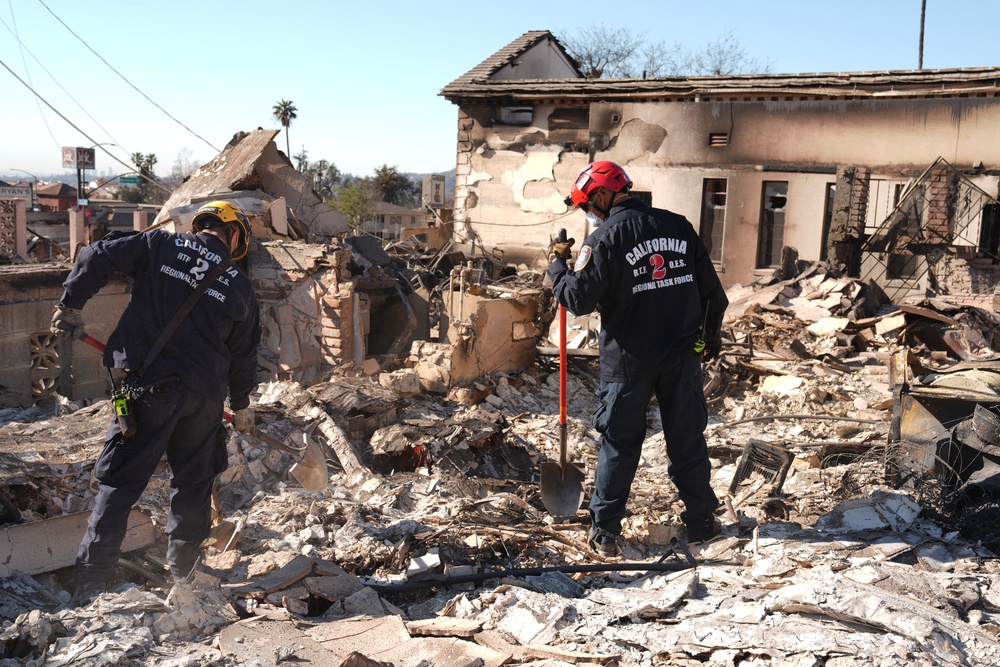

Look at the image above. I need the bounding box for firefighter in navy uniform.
[548,161,729,556]
[50,201,261,603]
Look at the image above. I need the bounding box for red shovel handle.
[559,304,567,427]
[81,334,106,352]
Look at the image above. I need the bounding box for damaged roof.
[152,128,349,237]
[441,30,1000,102]
[441,30,583,94]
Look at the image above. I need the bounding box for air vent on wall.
[709,133,730,147]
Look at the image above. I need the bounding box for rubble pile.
[2,261,1000,665]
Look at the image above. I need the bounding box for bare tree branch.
[561,26,645,78]
[683,30,773,76]
[561,27,771,79]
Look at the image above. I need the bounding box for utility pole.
[918,0,927,70]
[76,161,84,209]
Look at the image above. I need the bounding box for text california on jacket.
[59,229,261,409]
[549,198,728,383]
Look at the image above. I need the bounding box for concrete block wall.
[0,264,127,407]
[0,238,376,405]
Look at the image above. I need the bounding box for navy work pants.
[588,354,719,531]
[77,379,228,576]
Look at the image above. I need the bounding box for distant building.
[360,202,430,241]
[35,182,77,212]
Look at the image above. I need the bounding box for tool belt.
[108,259,230,439]
[110,371,180,439]
[110,373,138,439]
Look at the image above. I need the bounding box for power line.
[0,14,132,160]
[36,0,220,154]
[464,208,579,227]
[0,56,170,192]
[6,0,59,150]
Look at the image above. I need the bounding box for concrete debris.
[5,259,1000,665]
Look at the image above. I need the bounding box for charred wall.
[453,95,1000,288]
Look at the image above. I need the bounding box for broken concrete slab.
[814,489,922,534]
[219,618,336,666]
[152,129,348,237]
[0,509,155,577]
[228,554,314,599]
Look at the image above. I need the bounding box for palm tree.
[373,164,418,206]
[272,99,298,157]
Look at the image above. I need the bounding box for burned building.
[440,30,1000,296]
[0,129,544,408]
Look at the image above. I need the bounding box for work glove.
[548,237,575,262]
[702,335,722,363]
[50,306,84,340]
[231,407,255,434]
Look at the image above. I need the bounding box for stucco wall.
[453,96,1000,288]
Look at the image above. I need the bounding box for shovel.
[80,334,328,492]
[226,414,329,493]
[540,241,586,517]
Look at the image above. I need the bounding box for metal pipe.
[712,414,885,429]
[365,559,731,595]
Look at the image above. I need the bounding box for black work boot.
[588,524,622,557]
[167,539,203,584]
[684,514,722,543]
[70,564,114,607]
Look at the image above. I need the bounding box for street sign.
[62,147,96,169]
[119,175,140,185]
[422,174,445,209]
[76,148,95,169]
[0,186,31,199]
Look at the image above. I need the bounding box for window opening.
[978,203,1000,261]
[821,183,835,261]
[699,179,727,263]
[756,181,788,269]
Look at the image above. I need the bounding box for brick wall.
[929,247,1000,299]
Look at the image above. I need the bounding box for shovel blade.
[252,428,328,492]
[289,440,328,493]
[539,460,586,517]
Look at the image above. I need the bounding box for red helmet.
[563,160,632,207]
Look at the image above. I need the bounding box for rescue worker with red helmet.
[51,200,261,604]
[549,160,728,555]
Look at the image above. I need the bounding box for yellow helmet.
[191,200,251,260]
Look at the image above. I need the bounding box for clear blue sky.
[2,0,997,182]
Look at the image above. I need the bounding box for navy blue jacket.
[549,198,728,382]
[59,229,261,409]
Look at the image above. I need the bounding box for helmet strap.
[590,188,612,221]
[224,225,239,257]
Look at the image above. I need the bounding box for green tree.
[272,99,298,157]
[329,178,379,229]
[128,152,158,203]
[119,186,145,204]
[293,147,309,172]
[373,164,420,206]
[305,159,342,200]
